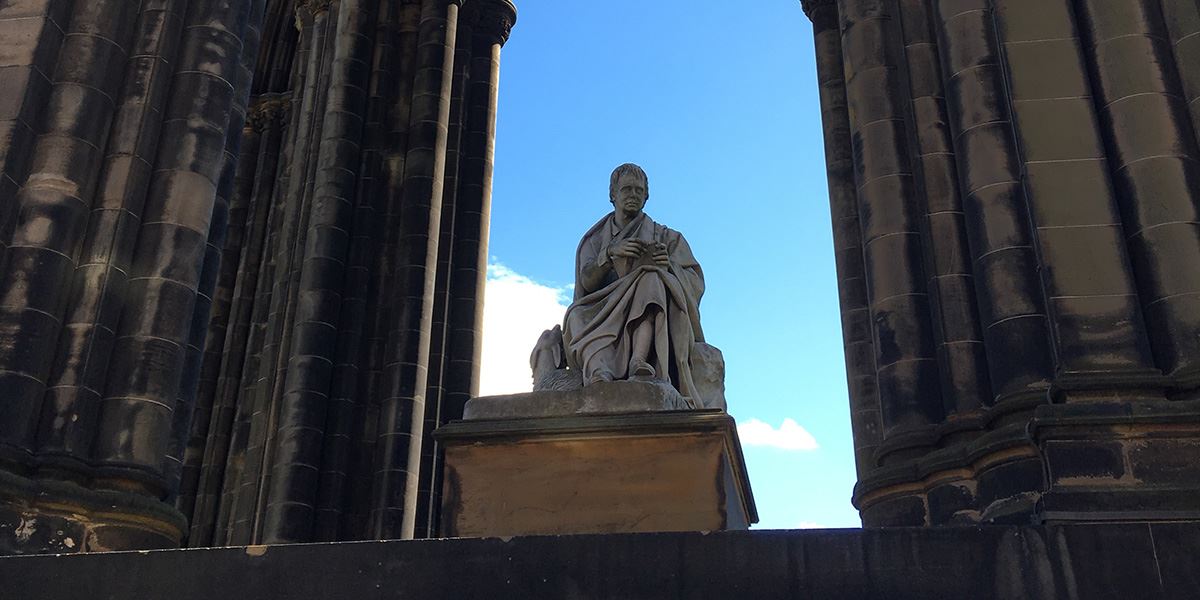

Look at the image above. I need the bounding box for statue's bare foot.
[629,358,655,378]
[588,369,614,385]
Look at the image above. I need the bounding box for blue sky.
[479,1,859,529]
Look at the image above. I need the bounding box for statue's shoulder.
[575,213,613,258]
[648,217,685,243]
[579,213,612,242]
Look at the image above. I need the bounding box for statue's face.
[612,172,648,215]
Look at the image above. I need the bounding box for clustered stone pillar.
[0,0,516,555]
[0,0,266,553]
[199,0,515,547]
[368,0,461,542]
[837,0,946,457]
[417,3,511,536]
[806,0,883,478]
[805,0,1200,526]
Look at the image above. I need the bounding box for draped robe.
[563,212,705,405]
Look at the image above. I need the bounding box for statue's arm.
[578,243,612,294]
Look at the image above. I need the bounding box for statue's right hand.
[611,239,643,259]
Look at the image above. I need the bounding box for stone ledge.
[2,525,1198,598]
[463,379,690,420]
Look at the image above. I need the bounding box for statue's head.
[609,163,649,215]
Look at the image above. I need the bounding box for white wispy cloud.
[737,418,819,451]
[795,521,826,529]
[478,261,572,397]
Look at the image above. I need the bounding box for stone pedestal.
[435,403,756,538]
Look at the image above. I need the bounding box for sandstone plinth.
[435,410,756,538]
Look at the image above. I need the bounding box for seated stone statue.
[531,163,726,411]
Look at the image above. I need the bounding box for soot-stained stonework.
[3,0,1200,573]
[0,0,517,554]
[4,525,1200,599]
[804,0,1200,526]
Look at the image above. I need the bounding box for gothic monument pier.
[1,0,1200,597]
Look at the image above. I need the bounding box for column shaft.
[995,0,1157,385]
[174,0,267,512]
[34,0,184,469]
[1160,0,1200,149]
[192,98,287,547]
[415,7,474,539]
[311,0,397,543]
[837,0,943,454]
[931,0,1053,411]
[259,0,376,544]
[247,1,337,542]
[0,0,139,460]
[91,0,250,491]
[222,4,319,546]
[0,0,75,292]
[370,0,460,540]
[809,0,882,476]
[175,124,260,515]
[340,0,424,541]
[1075,0,1200,384]
[895,0,990,420]
[442,35,501,426]
[219,97,302,545]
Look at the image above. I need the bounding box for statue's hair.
[609,163,650,201]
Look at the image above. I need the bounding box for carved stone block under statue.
[437,164,755,537]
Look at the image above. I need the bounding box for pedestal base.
[853,398,1200,526]
[435,410,757,538]
[0,469,185,555]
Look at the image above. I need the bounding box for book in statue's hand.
[634,241,667,268]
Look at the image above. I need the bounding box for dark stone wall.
[3,526,1198,599]
[0,0,517,554]
[804,0,1200,526]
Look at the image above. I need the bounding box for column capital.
[295,0,335,28]
[473,0,517,46]
[800,0,835,19]
[247,94,291,131]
